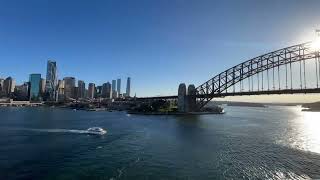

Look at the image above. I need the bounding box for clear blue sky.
[0,0,320,96]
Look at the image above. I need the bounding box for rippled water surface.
[1,106,320,179]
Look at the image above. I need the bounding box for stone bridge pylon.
[178,83,196,112]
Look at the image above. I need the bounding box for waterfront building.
[112,80,117,98]
[29,74,41,101]
[112,90,118,99]
[84,89,88,98]
[0,78,4,92]
[73,87,79,99]
[112,80,116,91]
[40,78,46,94]
[125,77,131,97]
[101,82,111,99]
[88,83,95,99]
[63,77,76,99]
[96,85,102,97]
[3,77,15,97]
[45,60,58,101]
[77,80,85,99]
[117,78,121,95]
[0,78,4,97]
[14,82,29,100]
[57,80,65,101]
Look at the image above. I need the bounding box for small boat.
[87,127,107,135]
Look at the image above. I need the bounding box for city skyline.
[1,0,320,101]
[0,60,132,102]
[0,61,130,92]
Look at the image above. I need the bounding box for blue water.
[1,106,320,179]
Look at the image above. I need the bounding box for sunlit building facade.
[77,80,85,99]
[0,78,4,96]
[40,78,46,94]
[88,83,95,99]
[112,80,117,98]
[125,77,131,97]
[117,78,121,95]
[101,82,111,99]
[63,77,76,99]
[45,60,58,101]
[3,77,15,97]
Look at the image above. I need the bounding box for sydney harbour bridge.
[138,41,320,112]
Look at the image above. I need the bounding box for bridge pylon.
[178,83,197,112]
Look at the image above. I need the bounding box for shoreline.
[127,111,225,115]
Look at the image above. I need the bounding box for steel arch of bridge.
[196,42,320,109]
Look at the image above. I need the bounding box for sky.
[1,0,320,102]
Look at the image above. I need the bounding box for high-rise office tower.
[29,74,41,101]
[63,77,76,99]
[57,80,65,101]
[126,77,131,97]
[96,86,102,97]
[112,80,117,98]
[112,80,116,91]
[0,78,4,93]
[117,78,121,95]
[40,78,46,94]
[101,82,111,99]
[3,77,15,97]
[88,83,95,99]
[45,60,58,101]
[77,80,85,99]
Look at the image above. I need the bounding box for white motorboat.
[87,127,107,135]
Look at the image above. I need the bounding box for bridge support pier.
[178,83,186,112]
[187,84,196,112]
[178,83,197,112]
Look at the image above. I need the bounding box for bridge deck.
[137,88,320,100]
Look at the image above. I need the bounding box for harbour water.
[1,106,320,179]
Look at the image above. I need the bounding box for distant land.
[209,101,320,108]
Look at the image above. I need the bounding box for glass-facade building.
[126,77,131,97]
[117,78,121,95]
[112,80,117,98]
[77,80,85,99]
[45,60,57,101]
[29,74,41,101]
[63,77,76,99]
[88,83,95,99]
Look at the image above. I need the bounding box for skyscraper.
[3,77,15,97]
[77,80,85,99]
[57,80,65,101]
[63,77,76,99]
[112,80,117,98]
[112,80,116,91]
[117,78,121,95]
[96,86,102,97]
[45,60,57,101]
[29,74,41,101]
[0,78,4,93]
[88,83,95,99]
[126,77,131,97]
[40,78,46,94]
[101,82,111,99]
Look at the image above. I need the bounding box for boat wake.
[17,128,93,134]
